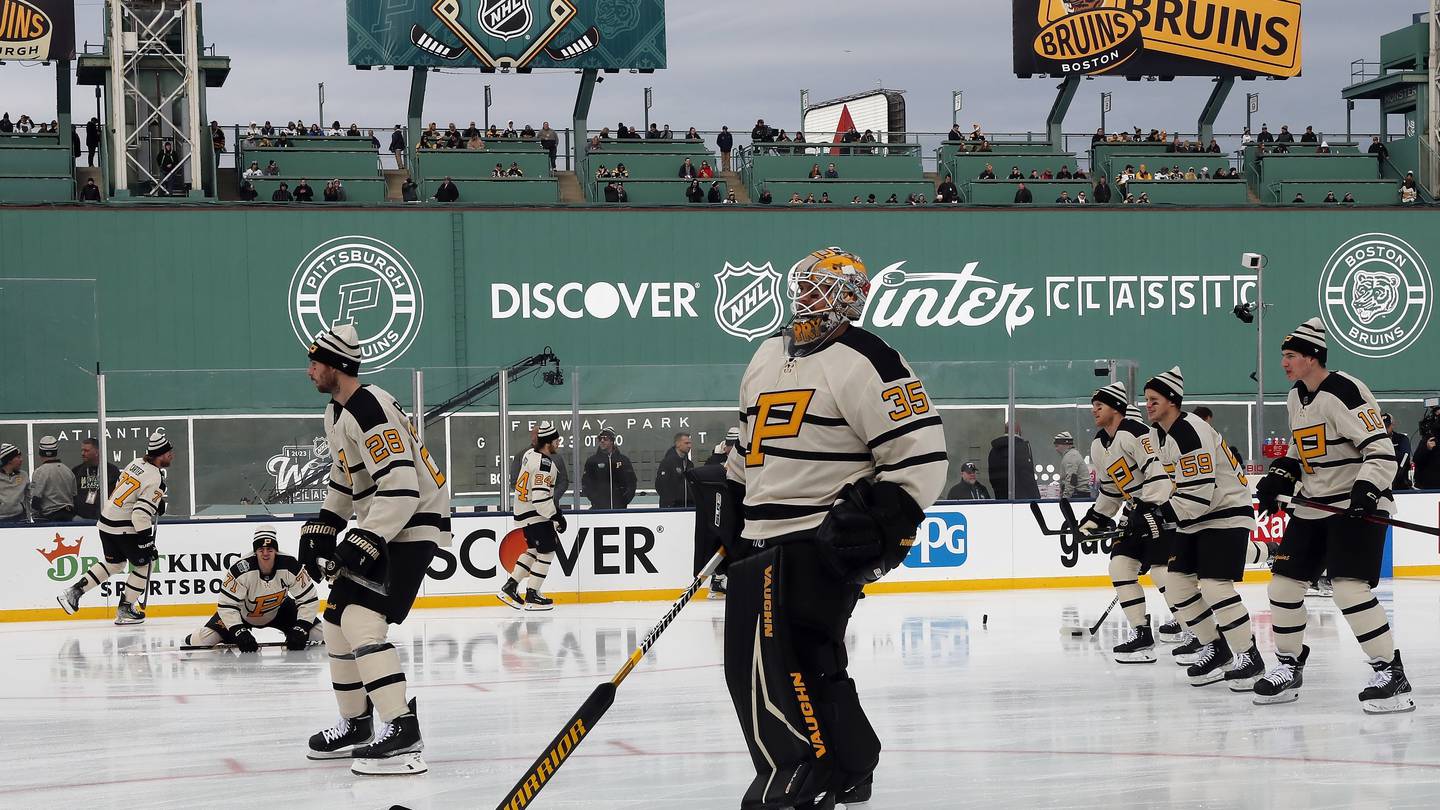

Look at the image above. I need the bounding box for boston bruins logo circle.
[289,236,425,372]
[1319,233,1431,359]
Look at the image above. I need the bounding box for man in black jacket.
[946,461,992,500]
[85,117,101,167]
[435,176,459,202]
[1411,405,1440,489]
[1093,175,1112,203]
[271,182,293,202]
[72,438,120,521]
[655,432,695,507]
[581,428,637,509]
[987,423,1040,499]
[1013,182,1033,204]
[1384,413,1414,491]
[717,125,734,172]
[936,174,959,203]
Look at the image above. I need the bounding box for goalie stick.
[494,549,726,810]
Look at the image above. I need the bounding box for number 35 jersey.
[725,327,948,541]
[1285,371,1397,520]
[321,384,452,547]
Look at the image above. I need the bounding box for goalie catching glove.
[1254,456,1302,516]
[816,478,924,584]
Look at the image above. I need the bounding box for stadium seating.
[415,141,558,203]
[1122,181,1247,206]
[594,178,729,204]
[1241,145,1394,204]
[1101,154,1232,182]
[943,153,1082,197]
[0,134,74,203]
[1272,180,1400,206]
[963,180,1094,205]
[422,177,558,203]
[583,138,719,203]
[758,180,933,205]
[246,177,387,203]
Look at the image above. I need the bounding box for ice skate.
[56,583,82,615]
[497,579,525,610]
[1224,643,1265,692]
[1186,636,1233,686]
[1113,620,1156,664]
[113,600,145,625]
[307,712,373,760]
[1253,645,1309,705]
[352,698,427,775]
[1359,649,1416,714]
[1156,619,1184,644]
[708,573,727,600]
[1171,635,1203,665]
[524,588,554,612]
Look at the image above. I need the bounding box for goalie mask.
[786,247,869,355]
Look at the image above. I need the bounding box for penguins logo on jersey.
[713,262,784,342]
[288,235,424,372]
[1320,233,1432,359]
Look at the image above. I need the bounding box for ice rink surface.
[6,581,1440,809]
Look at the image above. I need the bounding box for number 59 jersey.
[725,328,948,541]
[1285,371,1397,520]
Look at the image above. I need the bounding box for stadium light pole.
[484,85,492,130]
[953,90,963,127]
[1246,92,1259,134]
[318,83,325,127]
[644,87,652,132]
[1100,91,1111,135]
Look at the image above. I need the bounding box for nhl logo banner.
[346,0,666,70]
[1013,0,1302,79]
[0,0,75,61]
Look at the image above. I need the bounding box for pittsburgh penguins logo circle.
[289,236,425,372]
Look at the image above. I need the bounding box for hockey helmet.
[786,247,869,350]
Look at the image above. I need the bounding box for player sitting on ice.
[185,526,321,651]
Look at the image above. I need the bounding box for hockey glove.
[552,510,568,534]
[817,478,924,584]
[298,514,344,581]
[1347,479,1383,519]
[1125,503,1163,542]
[336,528,385,579]
[130,529,159,565]
[1077,507,1115,537]
[283,623,311,651]
[1255,456,1302,516]
[232,626,259,653]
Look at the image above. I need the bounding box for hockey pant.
[187,600,306,647]
[724,542,877,809]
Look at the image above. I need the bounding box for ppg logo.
[905,509,967,568]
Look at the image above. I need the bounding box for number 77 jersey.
[724,328,948,541]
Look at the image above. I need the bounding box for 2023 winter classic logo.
[1319,233,1432,359]
[289,236,424,372]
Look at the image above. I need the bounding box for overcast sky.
[6,1,1426,139]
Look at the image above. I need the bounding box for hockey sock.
[1150,564,1179,618]
[525,550,554,592]
[344,605,409,723]
[1200,578,1253,652]
[121,562,151,603]
[1332,578,1394,661]
[323,619,368,718]
[1267,575,1308,657]
[1109,555,1147,627]
[186,626,223,647]
[1167,573,1218,644]
[77,560,125,594]
[512,550,538,585]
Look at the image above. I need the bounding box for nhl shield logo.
[478,0,532,41]
[713,262,784,342]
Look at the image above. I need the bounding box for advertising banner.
[0,0,74,61]
[1012,0,1302,78]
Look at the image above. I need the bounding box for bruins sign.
[1014,0,1301,78]
[0,0,74,61]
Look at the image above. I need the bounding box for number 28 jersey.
[725,328,948,541]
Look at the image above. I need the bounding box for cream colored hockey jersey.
[725,327,947,541]
[1089,416,1171,519]
[1153,412,1254,534]
[1285,371,1397,520]
[514,448,558,528]
[217,554,318,628]
[320,384,451,547]
[98,458,166,535]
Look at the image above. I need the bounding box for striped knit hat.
[252,525,279,551]
[725,427,741,442]
[38,436,58,458]
[1054,431,1074,445]
[1091,381,1127,414]
[1145,366,1184,406]
[1126,403,1146,423]
[0,443,18,466]
[536,421,559,444]
[1281,316,1327,364]
[147,430,173,457]
[308,324,363,376]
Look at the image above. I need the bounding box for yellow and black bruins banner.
[0,0,73,61]
[1013,0,1301,78]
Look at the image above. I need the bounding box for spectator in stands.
[988,423,1040,500]
[709,182,724,203]
[1055,191,1073,205]
[327,121,342,137]
[466,132,485,150]
[487,124,502,139]
[492,163,506,178]
[614,163,629,178]
[1323,191,1338,205]
[595,164,610,180]
[205,120,223,166]
[1300,126,1318,144]
[867,194,877,204]
[1076,191,1089,205]
[725,190,739,205]
[294,179,314,202]
[752,118,773,144]
[0,113,12,133]
[1123,194,1137,205]
[699,160,715,179]
[860,130,877,154]
[322,180,339,202]
[1370,136,1389,164]
[507,162,524,177]
[1241,127,1254,145]
[646,123,663,139]
[1342,192,1356,204]
[463,121,480,140]
[80,177,101,202]
[970,123,985,142]
[1257,124,1274,144]
[615,182,629,202]
[1028,169,1040,180]
[788,193,803,206]
[1073,166,1088,180]
[1184,167,1198,181]
[259,121,274,137]
[1136,163,1152,180]
[685,127,700,141]
[604,181,620,203]
[936,174,958,203]
[1412,406,1440,489]
[978,163,995,180]
[804,192,818,205]
[343,123,360,137]
[1277,125,1295,144]
[1204,138,1220,153]
[1400,178,1418,205]
[661,125,674,139]
[757,189,773,205]
[400,177,418,203]
[1380,413,1413,491]
[947,461,992,501]
[521,124,536,140]
[1008,166,1023,179]
[948,124,965,142]
[717,126,734,172]
[540,122,558,169]
[686,180,705,203]
[435,176,460,203]
[420,123,439,149]
[825,163,839,179]
[1056,165,1073,180]
[1040,168,1054,180]
[264,160,280,176]
[239,180,258,201]
[15,114,33,133]
[1316,140,1331,154]
[1136,192,1151,205]
[850,196,862,205]
[679,158,697,179]
[1093,175,1112,203]
[885,193,900,205]
[0,444,27,521]
[1092,127,1105,144]
[156,141,180,191]
[270,182,293,202]
[445,129,463,149]
[1289,192,1305,204]
[1014,182,1033,204]
[581,429,636,509]
[820,191,834,205]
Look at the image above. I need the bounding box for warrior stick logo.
[1319,233,1431,359]
[289,236,424,372]
[713,262,784,342]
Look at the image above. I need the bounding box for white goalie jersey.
[217,554,319,629]
[97,458,166,535]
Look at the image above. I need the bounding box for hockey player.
[723,247,947,809]
[185,526,321,651]
[497,421,565,611]
[1252,318,1413,713]
[56,431,173,625]
[298,325,452,775]
[1142,368,1263,689]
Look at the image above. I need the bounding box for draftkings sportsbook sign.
[1012,0,1301,78]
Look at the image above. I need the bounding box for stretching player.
[299,325,452,774]
[185,526,321,651]
[1078,381,1175,663]
[498,421,565,611]
[724,247,947,808]
[1252,318,1413,712]
[1143,368,1263,689]
[57,431,173,625]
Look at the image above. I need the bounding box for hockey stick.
[1276,495,1440,536]
[409,25,465,60]
[1030,501,1122,540]
[495,548,726,810]
[1088,595,1119,635]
